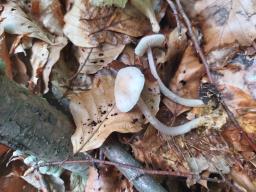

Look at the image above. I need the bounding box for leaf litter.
[0,0,256,191]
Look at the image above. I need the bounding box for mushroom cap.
[114,67,145,112]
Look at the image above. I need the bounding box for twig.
[174,0,256,153]
[166,0,181,34]
[174,0,213,83]
[36,157,223,183]
[68,48,93,81]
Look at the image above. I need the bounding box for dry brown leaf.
[195,0,256,52]
[43,36,68,93]
[220,84,256,134]
[130,126,190,172]
[0,144,9,156]
[63,0,150,47]
[70,70,140,152]
[118,45,135,66]
[9,35,32,56]
[0,174,36,192]
[213,55,256,135]
[14,0,64,35]
[231,168,256,192]
[69,68,160,152]
[13,56,29,84]
[63,0,121,47]
[85,166,134,192]
[245,62,256,100]
[1,2,53,44]
[74,44,125,75]
[107,3,151,37]
[163,45,205,116]
[0,25,12,79]
[30,41,49,85]
[38,0,64,35]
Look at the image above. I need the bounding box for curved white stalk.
[135,34,165,57]
[147,48,205,107]
[137,98,207,136]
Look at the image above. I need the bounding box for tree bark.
[0,75,74,161]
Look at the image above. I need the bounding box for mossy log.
[0,75,74,161]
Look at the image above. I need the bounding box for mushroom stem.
[137,98,207,136]
[147,48,205,107]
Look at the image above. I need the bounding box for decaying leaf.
[63,0,150,47]
[1,2,53,44]
[69,69,142,152]
[43,36,68,93]
[231,168,256,192]
[85,166,133,192]
[38,0,64,35]
[69,68,160,152]
[74,43,125,75]
[163,45,205,116]
[0,25,12,79]
[213,55,256,135]
[107,3,151,37]
[30,41,49,85]
[12,0,64,35]
[195,0,256,52]
[188,154,230,174]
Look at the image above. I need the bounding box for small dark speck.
[132,118,138,124]
[101,110,107,115]
[88,120,97,126]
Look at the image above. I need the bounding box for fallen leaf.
[43,36,68,93]
[1,2,53,44]
[69,68,160,152]
[0,25,12,79]
[163,45,205,116]
[107,3,151,37]
[38,0,64,35]
[30,41,49,85]
[195,0,256,52]
[130,126,190,172]
[231,167,256,192]
[63,0,150,47]
[0,174,36,192]
[69,69,143,152]
[74,43,125,75]
[85,166,133,192]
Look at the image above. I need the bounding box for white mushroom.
[114,66,210,136]
[135,34,204,107]
[115,67,145,112]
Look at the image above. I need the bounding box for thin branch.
[68,48,93,81]
[36,157,223,183]
[166,0,181,34]
[174,0,213,83]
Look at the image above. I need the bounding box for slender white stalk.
[137,98,207,136]
[147,48,205,107]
